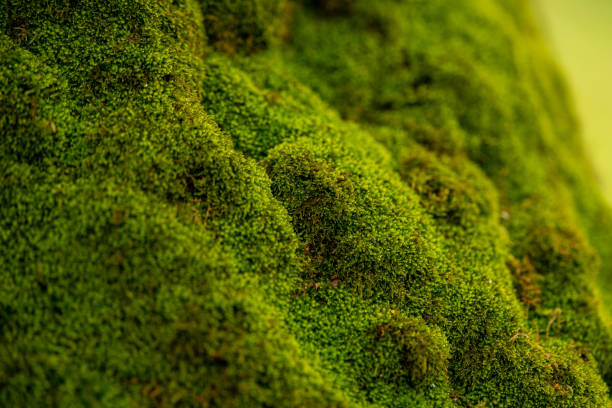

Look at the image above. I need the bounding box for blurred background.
[535,0,612,203]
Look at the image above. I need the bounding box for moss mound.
[2,0,612,406]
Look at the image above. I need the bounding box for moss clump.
[201,0,291,53]
[369,314,451,390]
[1,0,612,407]
[398,146,498,230]
[264,137,444,307]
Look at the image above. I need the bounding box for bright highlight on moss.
[1,0,611,407]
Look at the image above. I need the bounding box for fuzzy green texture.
[1,0,611,407]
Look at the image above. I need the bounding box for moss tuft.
[369,314,450,389]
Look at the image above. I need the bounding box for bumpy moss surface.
[1,0,611,406]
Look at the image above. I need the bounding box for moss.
[201,0,291,53]
[282,0,612,395]
[308,0,355,16]
[1,0,612,407]
[398,146,498,230]
[368,314,450,390]
[455,336,609,407]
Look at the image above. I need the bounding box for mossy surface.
[1,0,611,407]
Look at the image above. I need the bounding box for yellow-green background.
[536,0,612,202]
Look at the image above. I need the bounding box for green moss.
[368,314,450,390]
[264,136,444,308]
[1,0,612,406]
[201,0,291,53]
[455,336,609,407]
[282,0,612,395]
